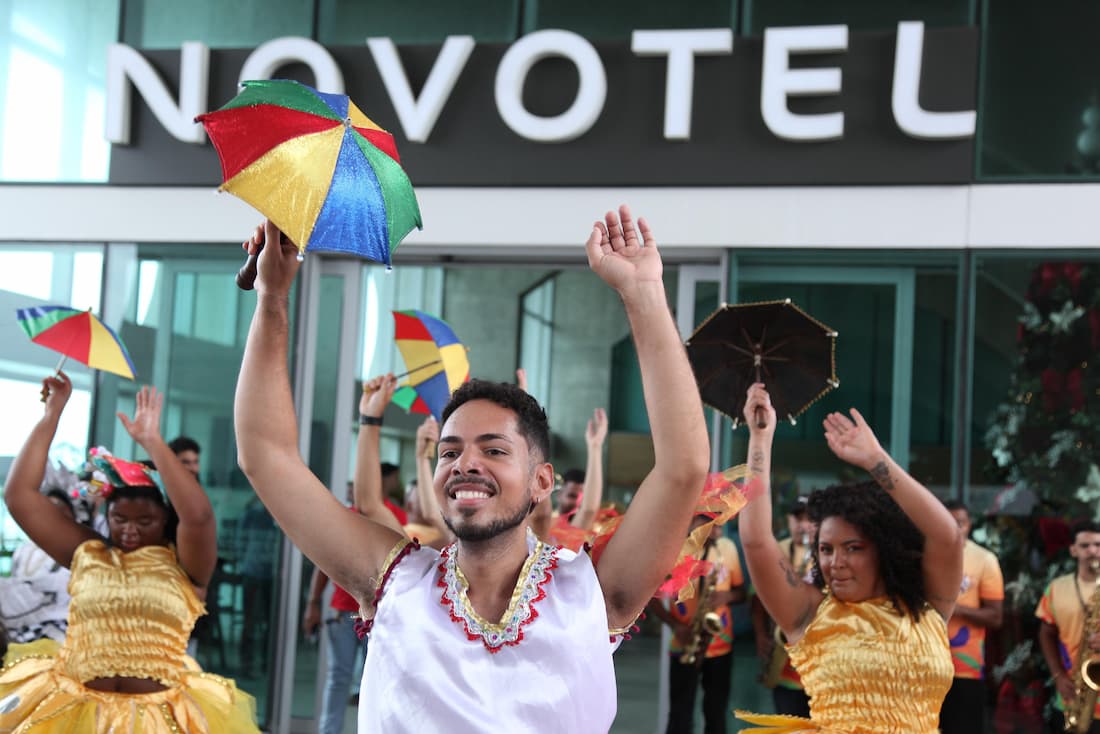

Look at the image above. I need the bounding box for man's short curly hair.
[441,380,551,462]
[807,480,927,620]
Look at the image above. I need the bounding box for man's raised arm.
[589,206,710,628]
[234,220,403,601]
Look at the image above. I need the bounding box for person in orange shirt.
[1036,520,1100,733]
[649,517,746,734]
[940,500,1004,734]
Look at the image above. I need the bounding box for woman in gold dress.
[0,373,258,733]
[735,383,965,733]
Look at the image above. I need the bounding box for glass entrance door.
[280,257,363,734]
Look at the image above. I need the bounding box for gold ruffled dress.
[0,540,258,733]
[736,595,953,733]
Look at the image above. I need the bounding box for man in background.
[939,500,1004,734]
[751,496,813,717]
[1036,520,1100,733]
[168,436,201,480]
[650,518,746,734]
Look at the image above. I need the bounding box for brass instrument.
[1066,559,1100,733]
[760,626,789,688]
[681,567,722,666]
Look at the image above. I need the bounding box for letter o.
[495,30,606,143]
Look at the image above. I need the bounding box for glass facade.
[319,0,520,44]
[120,0,314,48]
[1,1,117,181]
[741,0,973,34]
[977,1,1100,180]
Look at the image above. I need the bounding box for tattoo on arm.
[750,449,765,474]
[869,461,894,492]
[778,558,800,588]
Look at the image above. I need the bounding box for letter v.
[367,36,475,143]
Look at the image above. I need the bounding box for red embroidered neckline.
[436,540,558,653]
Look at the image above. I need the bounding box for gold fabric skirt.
[0,642,258,734]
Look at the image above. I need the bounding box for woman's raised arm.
[5,372,98,567]
[738,383,822,641]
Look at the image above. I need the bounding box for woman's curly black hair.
[806,480,927,620]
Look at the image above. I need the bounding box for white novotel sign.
[106,22,975,148]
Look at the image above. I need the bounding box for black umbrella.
[685,299,839,427]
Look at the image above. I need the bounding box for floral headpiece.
[74,447,160,501]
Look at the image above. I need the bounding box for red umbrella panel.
[17,305,136,380]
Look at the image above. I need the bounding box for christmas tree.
[980,261,1100,687]
[985,261,1100,519]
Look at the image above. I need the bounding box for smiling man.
[234,205,710,733]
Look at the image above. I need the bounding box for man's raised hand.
[245,219,301,297]
[585,205,663,295]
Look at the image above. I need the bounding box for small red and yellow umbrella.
[17,305,136,380]
[390,310,468,421]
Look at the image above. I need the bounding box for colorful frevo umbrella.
[391,310,469,421]
[17,305,136,389]
[196,79,422,268]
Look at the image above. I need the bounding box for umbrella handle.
[237,251,260,291]
[754,406,767,429]
[40,357,68,402]
[236,225,267,290]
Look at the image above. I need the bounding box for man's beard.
[443,492,532,543]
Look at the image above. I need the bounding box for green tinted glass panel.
[971,255,1100,510]
[526,0,738,40]
[1,0,118,182]
[743,0,971,34]
[319,0,520,43]
[910,272,958,488]
[977,1,1100,180]
[735,281,894,447]
[121,0,313,47]
[86,244,300,729]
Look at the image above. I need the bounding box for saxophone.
[681,566,722,666]
[1065,559,1100,733]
